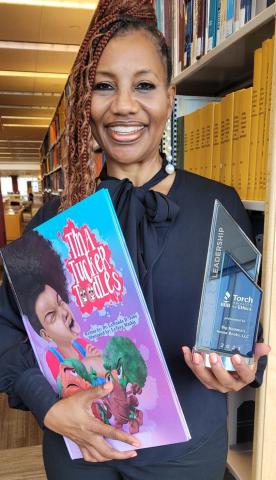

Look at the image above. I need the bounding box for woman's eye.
[93,82,113,91]
[45,312,55,324]
[136,82,155,91]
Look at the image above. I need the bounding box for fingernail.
[132,440,140,447]
[182,347,188,356]
[233,355,241,364]
[130,452,137,457]
[193,353,201,365]
[210,353,218,364]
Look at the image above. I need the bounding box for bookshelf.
[162,2,276,479]
[174,4,275,96]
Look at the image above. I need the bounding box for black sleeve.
[231,189,267,388]
[0,197,61,427]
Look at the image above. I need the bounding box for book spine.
[196,0,206,59]
[184,0,193,67]
[247,48,262,199]
[212,102,222,181]
[208,0,218,50]
[226,0,235,36]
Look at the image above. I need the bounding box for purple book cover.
[1,189,191,458]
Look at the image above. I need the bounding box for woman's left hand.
[182,343,271,393]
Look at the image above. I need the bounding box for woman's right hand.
[44,381,140,462]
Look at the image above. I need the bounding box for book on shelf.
[178,35,274,201]
[0,189,191,459]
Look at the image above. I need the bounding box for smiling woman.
[0,1,270,480]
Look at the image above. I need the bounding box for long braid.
[61,0,169,211]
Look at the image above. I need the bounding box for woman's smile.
[107,123,146,143]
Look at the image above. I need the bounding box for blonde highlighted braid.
[61,0,171,210]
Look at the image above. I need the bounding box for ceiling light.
[0,41,79,53]
[2,123,48,127]
[0,91,60,96]
[0,147,39,150]
[0,1,97,9]
[0,71,68,79]
[1,115,52,120]
[0,140,41,143]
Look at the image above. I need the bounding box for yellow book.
[184,111,195,173]
[236,87,252,200]
[261,36,274,200]
[220,92,234,186]
[254,38,270,200]
[199,106,206,177]
[231,90,241,192]
[247,47,262,200]
[201,103,215,179]
[194,108,201,175]
[212,102,221,182]
[183,113,190,171]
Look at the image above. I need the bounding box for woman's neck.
[58,342,79,359]
[105,155,163,187]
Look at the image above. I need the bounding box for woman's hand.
[182,343,271,393]
[44,382,140,462]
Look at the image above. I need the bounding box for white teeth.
[110,126,144,134]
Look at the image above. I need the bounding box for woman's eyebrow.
[96,69,158,79]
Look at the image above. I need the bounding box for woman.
[0,1,270,479]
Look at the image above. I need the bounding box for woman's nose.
[110,88,139,115]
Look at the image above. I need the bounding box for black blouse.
[0,168,266,464]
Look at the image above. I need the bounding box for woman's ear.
[167,83,176,117]
[40,329,52,342]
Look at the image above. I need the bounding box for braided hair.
[61,0,172,210]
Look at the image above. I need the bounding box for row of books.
[181,36,274,201]
[41,134,66,177]
[42,168,64,194]
[154,0,274,75]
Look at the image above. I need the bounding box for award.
[195,200,262,371]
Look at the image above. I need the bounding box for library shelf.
[242,200,265,211]
[174,4,276,96]
[227,450,252,480]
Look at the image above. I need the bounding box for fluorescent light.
[1,115,52,120]
[0,91,60,96]
[0,147,39,150]
[2,123,48,127]
[0,1,97,9]
[0,41,79,53]
[0,140,41,143]
[0,106,55,111]
[0,71,68,79]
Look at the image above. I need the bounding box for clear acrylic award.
[195,200,262,371]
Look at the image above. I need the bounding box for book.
[247,47,262,200]
[0,189,191,459]
[220,92,234,186]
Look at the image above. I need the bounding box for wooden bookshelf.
[242,200,265,211]
[227,450,252,480]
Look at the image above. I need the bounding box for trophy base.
[204,353,254,371]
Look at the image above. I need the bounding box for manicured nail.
[182,347,188,356]
[132,440,140,447]
[210,353,218,364]
[193,353,201,365]
[233,355,241,364]
[130,451,137,457]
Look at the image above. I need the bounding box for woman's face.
[35,284,80,344]
[90,30,175,169]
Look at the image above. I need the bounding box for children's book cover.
[1,189,191,458]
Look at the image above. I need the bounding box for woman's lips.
[107,125,145,143]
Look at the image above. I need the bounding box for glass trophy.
[195,200,262,371]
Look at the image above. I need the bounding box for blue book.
[208,0,219,50]
[226,0,235,36]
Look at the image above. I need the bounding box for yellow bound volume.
[212,102,222,182]
[254,38,270,200]
[247,47,262,200]
[261,36,274,200]
[220,92,234,186]
[236,88,252,200]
